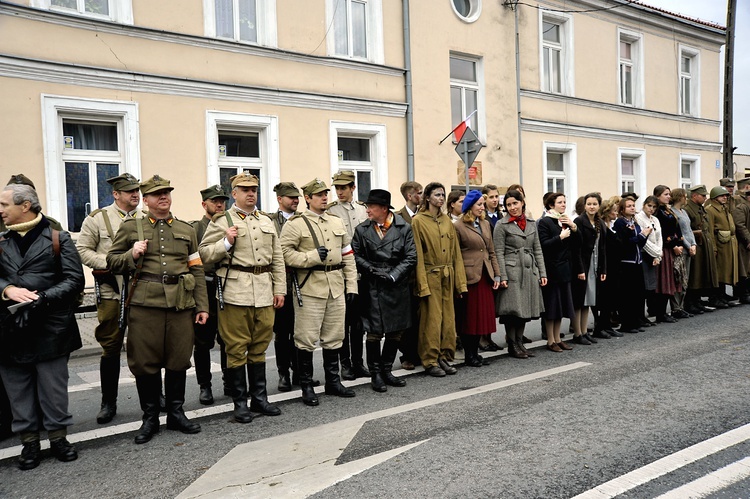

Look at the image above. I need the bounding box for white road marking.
[573,423,750,498]
[655,456,750,499]
[177,362,591,498]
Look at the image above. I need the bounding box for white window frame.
[450,0,482,23]
[325,0,384,64]
[329,121,387,202]
[617,148,646,205]
[450,53,485,143]
[206,111,279,212]
[542,141,577,203]
[31,0,133,24]
[678,45,701,117]
[539,11,574,96]
[41,95,141,231]
[202,0,278,47]
[617,28,644,108]
[679,154,701,190]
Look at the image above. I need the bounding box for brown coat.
[733,196,750,278]
[454,218,501,285]
[706,201,739,285]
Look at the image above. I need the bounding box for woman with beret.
[454,191,502,366]
[570,192,607,344]
[537,192,578,352]
[493,190,547,359]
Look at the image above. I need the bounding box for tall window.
[203,0,277,46]
[450,55,481,139]
[680,155,700,190]
[618,148,646,201]
[618,30,643,107]
[42,96,141,232]
[206,111,279,212]
[32,0,133,23]
[326,0,383,63]
[620,41,633,105]
[540,13,573,95]
[543,142,577,202]
[679,46,700,116]
[620,158,636,193]
[329,121,387,202]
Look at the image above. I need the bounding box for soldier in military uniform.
[683,185,720,313]
[706,185,739,306]
[107,175,208,444]
[326,170,369,380]
[733,178,750,304]
[76,173,141,424]
[280,178,358,406]
[199,173,286,422]
[191,185,230,405]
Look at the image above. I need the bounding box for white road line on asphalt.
[572,423,750,499]
[654,456,750,499]
[177,362,591,498]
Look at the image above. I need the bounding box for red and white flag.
[440,109,477,144]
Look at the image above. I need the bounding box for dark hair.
[481,184,498,195]
[447,190,464,213]
[618,196,636,216]
[543,192,565,210]
[643,195,659,208]
[420,182,446,212]
[503,189,526,212]
[574,196,585,216]
[653,185,671,205]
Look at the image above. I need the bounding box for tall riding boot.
[164,369,201,434]
[323,349,356,398]
[381,339,406,386]
[463,335,482,367]
[226,366,253,423]
[340,329,354,380]
[217,337,230,397]
[292,346,320,387]
[247,362,281,416]
[297,349,319,406]
[275,339,292,392]
[350,319,371,378]
[193,346,214,405]
[96,355,120,424]
[134,373,162,444]
[366,341,386,392]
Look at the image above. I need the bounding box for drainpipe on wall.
[403,0,415,181]
[513,1,524,185]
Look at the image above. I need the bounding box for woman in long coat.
[652,185,683,322]
[454,191,501,366]
[493,189,547,359]
[614,196,651,333]
[352,189,417,391]
[411,182,468,377]
[635,195,662,326]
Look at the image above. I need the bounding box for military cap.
[301,178,330,196]
[140,174,174,195]
[7,174,35,189]
[719,177,735,187]
[107,172,140,192]
[331,170,356,186]
[736,177,750,189]
[689,185,708,196]
[273,182,301,198]
[709,186,729,199]
[200,184,229,201]
[230,172,259,188]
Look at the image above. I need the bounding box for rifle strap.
[100,209,115,239]
[125,217,145,308]
[300,215,322,248]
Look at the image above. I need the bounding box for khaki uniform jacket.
[191,216,218,275]
[76,203,138,300]
[326,200,368,237]
[411,210,468,298]
[199,206,286,308]
[106,212,208,312]
[684,199,719,289]
[396,206,414,225]
[706,202,739,285]
[733,196,750,278]
[280,210,357,299]
[268,210,301,293]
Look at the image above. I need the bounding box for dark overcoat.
[537,215,576,283]
[0,218,84,364]
[683,199,718,289]
[352,214,417,334]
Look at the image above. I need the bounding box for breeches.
[127,306,194,376]
[293,293,345,352]
[218,303,274,368]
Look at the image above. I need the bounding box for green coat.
[732,196,750,279]
[683,200,718,289]
[706,202,739,285]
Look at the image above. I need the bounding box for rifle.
[218,211,237,311]
[93,277,102,305]
[118,272,129,333]
[291,269,303,307]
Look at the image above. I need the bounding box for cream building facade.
[0,0,727,233]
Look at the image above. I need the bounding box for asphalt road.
[1,306,748,498]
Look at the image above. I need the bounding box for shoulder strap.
[224,211,234,227]
[300,215,321,248]
[100,209,115,239]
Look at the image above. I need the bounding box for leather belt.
[308,263,345,272]
[223,264,272,275]
[139,273,180,284]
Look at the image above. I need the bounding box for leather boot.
[134,373,161,444]
[297,349,319,406]
[507,341,528,359]
[381,339,407,386]
[164,369,201,434]
[275,339,292,392]
[193,346,214,405]
[292,346,320,387]
[366,341,386,392]
[463,335,482,367]
[323,349,356,398]
[226,366,253,423]
[350,320,370,378]
[277,370,292,392]
[247,362,281,416]
[96,355,120,424]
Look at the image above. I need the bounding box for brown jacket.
[454,218,501,285]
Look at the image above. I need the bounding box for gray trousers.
[0,355,72,435]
